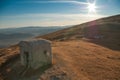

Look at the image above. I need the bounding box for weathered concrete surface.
[19,39,52,69]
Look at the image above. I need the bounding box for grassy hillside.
[37,14,120,50]
[37,15,120,40]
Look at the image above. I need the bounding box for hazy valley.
[0,26,66,48]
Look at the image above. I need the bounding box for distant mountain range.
[0,26,68,48]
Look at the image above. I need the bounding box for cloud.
[0,13,105,19]
[22,0,88,5]
[0,13,106,28]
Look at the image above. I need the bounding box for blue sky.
[0,0,120,28]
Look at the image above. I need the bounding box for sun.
[87,3,97,14]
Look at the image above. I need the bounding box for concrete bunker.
[19,39,52,69]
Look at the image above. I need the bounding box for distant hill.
[37,14,120,50]
[0,26,67,48]
[0,26,67,36]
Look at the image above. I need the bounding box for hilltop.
[0,14,120,80]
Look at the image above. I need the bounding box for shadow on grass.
[23,63,52,77]
[86,39,120,51]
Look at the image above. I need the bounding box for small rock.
[50,75,60,80]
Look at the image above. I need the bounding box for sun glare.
[87,3,97,14]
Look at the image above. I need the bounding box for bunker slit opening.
[24,51,29,68]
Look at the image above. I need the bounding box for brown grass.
[0,40,120,80]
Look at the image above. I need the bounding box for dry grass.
[0,40,120,80]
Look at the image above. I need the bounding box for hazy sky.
[0,0,120,28]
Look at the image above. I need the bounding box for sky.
[0,0,120,28]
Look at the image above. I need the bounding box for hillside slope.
[0,14,120,80]
[37,15,120,41]
[0,40,120,80]
[37,15,120,50]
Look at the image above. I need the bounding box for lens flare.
[87,2,97,14]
